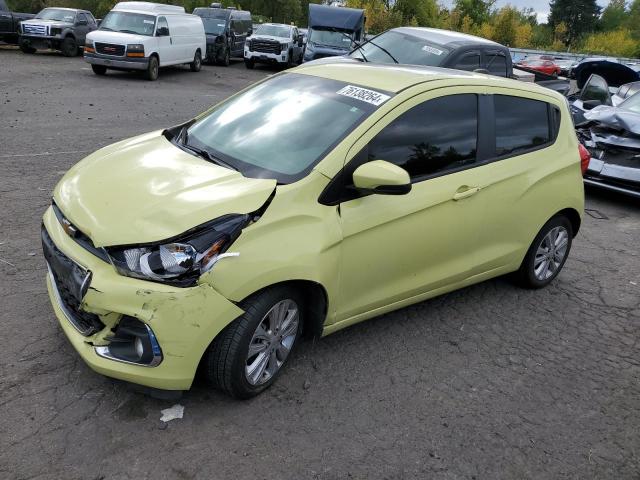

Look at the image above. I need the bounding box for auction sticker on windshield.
[422,45,444,55]
[336,85,390,106]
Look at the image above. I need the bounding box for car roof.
[260,23,292,28]
[391,27,503,48]
[294,62,523,94]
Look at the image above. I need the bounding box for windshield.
[200,18,226,35]
[185,73,387,183]
[350,30,451,66]
[99,11,156,36]
[256,24,290,38]
[309,29,353,49]
[36,8,75,22]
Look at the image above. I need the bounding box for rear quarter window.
[494,95,556,157]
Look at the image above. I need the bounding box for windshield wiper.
[117,29,140,35]
[100,26,113,31]
[347,35,398,64]
[178,131,238,172]
[366,40,398,64]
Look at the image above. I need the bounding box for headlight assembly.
[50,27,62,36]
[107,214,248,286]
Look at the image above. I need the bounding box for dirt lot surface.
[1,46,639,480]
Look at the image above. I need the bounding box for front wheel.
[91,64,107,75]
[60,37,78,57]
[190,50,202,72]
[203,286,303,399]
[244,58,254,69]
[515,215,573,289]
[20,44,36,54]
[145,55,159,81]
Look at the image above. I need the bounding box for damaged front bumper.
[42,206,244,391]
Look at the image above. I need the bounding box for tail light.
[578,143,591,175]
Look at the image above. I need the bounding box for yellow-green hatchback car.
[42,63,584,398]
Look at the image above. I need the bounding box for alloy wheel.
[533,226,569,281]
[245,299,299,386]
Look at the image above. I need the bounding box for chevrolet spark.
[43,63,584,398]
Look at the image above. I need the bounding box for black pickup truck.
[0,0,34,44]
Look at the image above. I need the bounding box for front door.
[155,16,174,65]
[336,89,488,321]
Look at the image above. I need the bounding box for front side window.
[494,95,550,156]
[77,13,87,23]
[350,30,451,66]
[455,52,480,71]
[309,29,353,49]
[186,74,387,183]
[156,17,169,35]
[366,94,478,180]
[100,12,156,36]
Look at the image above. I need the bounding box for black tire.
[91,64,107,75]
[244,58,254,69]
[145,55,159,81]
[203,286,304,399]
[515,215,573,289]
[190,49,202,72]
[286,49,295,68]
[20,44,36,54]
[60,37,78,57]
[217,47,230,66]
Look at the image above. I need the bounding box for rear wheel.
[60,37,78,57]
[190,49,202,72]
[217,47,230,66]
[244,58,254,69]
[203,286,303,399]
[515,215,573,289]
[91,64,107,76]
[145,55,159,81]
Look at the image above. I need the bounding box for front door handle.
[453,186,480,201]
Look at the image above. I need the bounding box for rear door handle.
[452,186,480,201]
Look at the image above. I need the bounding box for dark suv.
[19,7,97,56]
[193,6,252,66]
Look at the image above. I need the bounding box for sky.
[439,0,611,24]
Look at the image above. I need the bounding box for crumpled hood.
[585,105,640,135]
[53,131,276,247]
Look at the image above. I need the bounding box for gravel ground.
[1,46,639,480]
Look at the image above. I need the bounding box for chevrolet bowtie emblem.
[61,217,78,237]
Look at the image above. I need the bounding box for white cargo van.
[84,2,206,80]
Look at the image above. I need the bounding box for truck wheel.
[190,50,202,72]
[91,64,107,76]
[61,37,78,57]
[20,44,36,54]
[244,58,254,69]
[286,49,295,68]
[217,47,230,66]
[145,55,159,81]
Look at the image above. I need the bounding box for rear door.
[74,12,90,43]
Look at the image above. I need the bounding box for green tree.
[492,6,518,45]
[452,0,494,27]
[600,0,627,31]
[393,0,439,27]
[548,0,601,46]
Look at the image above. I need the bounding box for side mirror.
[352,160,411,195]
[582,99,602,110]
[156,26,169,37]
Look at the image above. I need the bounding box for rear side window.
[367,94,478,181]
[486,51,507,77]
[494,95,550,156]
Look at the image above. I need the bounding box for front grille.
[42,227,105,336]
[22,24,48,36]
[95,42,125,56]
[251,39,281,54]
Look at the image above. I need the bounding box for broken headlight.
[107,214,248,286]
